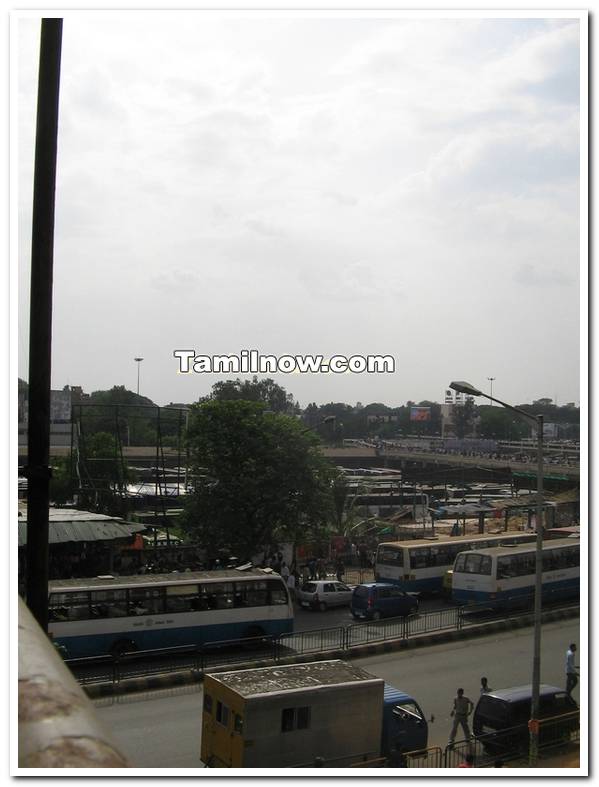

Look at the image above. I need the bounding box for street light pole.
[134,357,144,396]
[487,377,496,403]
[530,413,544,765]
[450,381,544,766]
[301,415,336,435]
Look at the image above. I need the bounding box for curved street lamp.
[450,381,544,766]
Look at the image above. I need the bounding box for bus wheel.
[243,625,265,642]
[110,639,137,658]
[318,602,328,612]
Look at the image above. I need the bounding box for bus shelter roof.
[18,508,146,546]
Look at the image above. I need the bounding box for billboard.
[410,406,431,422]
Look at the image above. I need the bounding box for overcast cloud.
[17,13,582,407]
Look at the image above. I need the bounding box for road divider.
[83,603,579,700]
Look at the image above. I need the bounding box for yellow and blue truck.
[201,660,428,767]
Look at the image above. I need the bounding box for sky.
[16,12,584,409]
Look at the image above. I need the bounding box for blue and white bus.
[451,538,579,609]
[375,532,537,594]
[48,568,294,658]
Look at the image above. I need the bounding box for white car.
[296,580,353,611]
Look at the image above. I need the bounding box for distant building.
[18,385,87,447]
[366,414,398,425]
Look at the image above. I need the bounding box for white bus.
[374,532,537,594]
[48,568,293,658]
[451,538,579,609]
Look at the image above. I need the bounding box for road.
[95,617,579,768]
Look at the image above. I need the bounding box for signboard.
[410,406,431,422]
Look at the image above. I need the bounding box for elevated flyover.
[19,444,579,483]
[320,446,579,483]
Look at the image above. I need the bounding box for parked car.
[473,684,579,755]
[351,583,419,620]
[296,580,353,611]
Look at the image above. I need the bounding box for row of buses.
[47,532,579,659]
[375,533,580,608]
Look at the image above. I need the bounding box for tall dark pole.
[25,19,63,631]
[529,414,544,766]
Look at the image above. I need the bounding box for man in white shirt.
[287,572,296,601]
[566,643,578,695]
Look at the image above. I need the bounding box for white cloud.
[17,14,582,406]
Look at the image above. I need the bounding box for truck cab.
[381,684,429,757]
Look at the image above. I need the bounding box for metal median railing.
[67,602,578,688]
[278,626,345,655]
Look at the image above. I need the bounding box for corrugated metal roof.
[18,518,146,547]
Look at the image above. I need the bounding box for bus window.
[90,589,127,618]
[205,583,234,610]
[267,579,289,605]
[497,557,512,579]
[234,580,269,608]
[463,554,492,575]
[166,584,200,613]
[378,547,403,566]
[129,587,166,615]
[53,591,91,621]
[410,548,431,569]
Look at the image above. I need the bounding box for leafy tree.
[208,376,299,414]
[477,406,529,440]
[451,399,477,439]
[79,386,159,446]
[181,400,339,559]
[49,456,73,505]
[77,431,135,513]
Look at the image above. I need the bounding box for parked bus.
[48,568,293,658]
[374,532,537,594]
[451,538,579,609]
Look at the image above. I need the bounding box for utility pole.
[25,19,63,631]
[134,357,144,395]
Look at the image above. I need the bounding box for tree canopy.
[181,400,339,559]
[204,376,300,414]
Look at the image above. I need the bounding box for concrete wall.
[18,598,129,769]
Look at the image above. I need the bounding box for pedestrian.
[287,572,296,601]
[308,558,317,580]
[448,688,474,746]
[457,753,475,768]
[280,561,290,581]
[480,676,492,694]
[566,643,578,695]
[317,558,327,580]
[336,559,345,582]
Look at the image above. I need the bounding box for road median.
[85,605,579,700]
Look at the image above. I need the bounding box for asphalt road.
[95,617,580,768]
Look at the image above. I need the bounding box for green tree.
[208,376,299,414]
[181,400,339,559]
[80,386,159,446]
[451,399,477,439]
[77,431,135,513]
[49,456,73,505]
[477,406,529,440]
